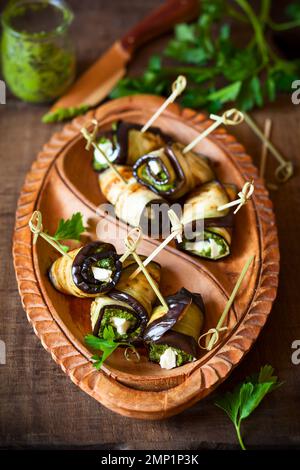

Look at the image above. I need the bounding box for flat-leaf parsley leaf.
[215,365,282,450]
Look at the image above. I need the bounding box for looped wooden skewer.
[244,112,293,183]
[129,210,183,280]
[217,181,254,214]
[120,228,168,312]
[119,227,143,263]
[275,161,294,183]
[183,108,244,154]
[198,254,255,351]
[218,108,244,126]
[141,75,187,133]
[124,347,141,363]
[81,120,127,184]
[198,327,228,350]
[28,211,72,258]
[29,210,43,245]
[83,118,99,150]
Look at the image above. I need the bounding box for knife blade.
[47,0,200,119]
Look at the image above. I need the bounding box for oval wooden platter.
[13,95,279,419]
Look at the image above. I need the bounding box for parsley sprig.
[85,326,139,369]
[111,0,300,112]
[215,365,282,450]
[47,212,85,253]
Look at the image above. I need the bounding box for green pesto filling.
[92,257,116,283]
[141,166,175,193]
[99,308,140,340]
[149,343,194,367]
[183,230,229,260]
[95,257,115,270]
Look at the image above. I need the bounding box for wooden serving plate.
[13,96,279,419]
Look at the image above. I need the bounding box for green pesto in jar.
[1,1,75,103]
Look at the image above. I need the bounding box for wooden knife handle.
[121,0,200,55]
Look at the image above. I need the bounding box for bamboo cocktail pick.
[130,184,255,281]
[199,254,255,351]
[119,227,168,312]
[81,119,127,184]
[183,108,244,154]
[29,211,72,259]
[260,118,272,180]
[217,181,255,214]
[141,75,187,133]
[129,210,183,279]
[244,112,293,183]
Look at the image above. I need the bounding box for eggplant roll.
[49,241,122,298]
[117,121,169,165]
[99,165,167,229]
[133,142,214,200]
[93,121,168,170]
[144,288,205,369]
[90,257,161,341]
[92,124,123,172]
[179,181,237,261]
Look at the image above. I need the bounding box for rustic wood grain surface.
[0,0,299,450]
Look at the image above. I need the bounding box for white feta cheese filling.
[91,266,113,282]
[149,159,162,175]
[110,317,131,335]
[186,238,222,258]
[159,347,177,370]
[94,140,115,164]
[210,238,220,259]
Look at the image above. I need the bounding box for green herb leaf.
[215,365,282,450]
[85,326,140,369]
[265,76,276,101]
[85,330,119,369]
[42,104,90,123]
[52,212,85,243]
[286,1,300,20]
[174,23,196,42]
[207,81,242,104]
[111,1,300,113]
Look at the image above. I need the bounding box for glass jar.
[1,0,76,103]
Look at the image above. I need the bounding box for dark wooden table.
[0,0,300,450]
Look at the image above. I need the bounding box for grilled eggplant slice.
[144,288,205,369]
[91,257,161,341]
[92,121,169,170]
[133,142,214,200]
[117,122,169,165]
[99,165,168,232]
[49,241,122,298]
[92,125,123,172]
[179,181,237,260]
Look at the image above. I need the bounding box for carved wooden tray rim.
[13,95,279,419]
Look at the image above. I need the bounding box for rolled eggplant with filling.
[49,241,122,298]
[133,142,214,200]
[99,165,168,231]
[117,121,169,165]
[144,288,205,369]
[179,181,237,261]
[92,123,123,172]
[92,121,169,171]
[91,257,161,341]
